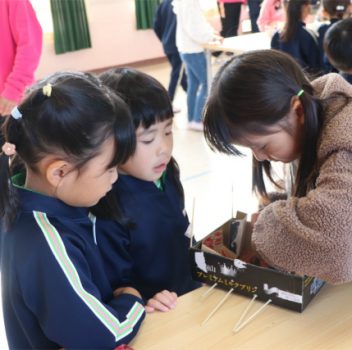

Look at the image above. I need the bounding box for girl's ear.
[291,96,305,125]
[45,160,73,187]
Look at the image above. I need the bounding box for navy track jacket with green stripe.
[1,181,145,349]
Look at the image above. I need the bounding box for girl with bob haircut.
[0,72,145,349]
[97,68,200,313]
[203,49,352,285]
[318,0,350,73]
[324,17,352,84]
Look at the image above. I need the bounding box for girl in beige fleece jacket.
[203,49,352,284]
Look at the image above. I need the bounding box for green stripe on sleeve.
[33,211,144,342]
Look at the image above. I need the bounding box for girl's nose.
[157,138,170,156]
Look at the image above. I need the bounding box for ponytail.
[1,71,136,231]
[251,86,324,200]
[168,157,185,205]
[281,0,309,42]
[293,90,323,196]
[0,151,19,232]
[0,107,25,231]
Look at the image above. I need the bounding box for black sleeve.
[153,5,163,40]
[271,31,280,50]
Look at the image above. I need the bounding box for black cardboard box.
[189,213,325,312]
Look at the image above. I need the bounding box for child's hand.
[145,290,177,313]
[0,96,16,116]
[208,34,223,46]
[213,34,224,43]
[113,286,142,299]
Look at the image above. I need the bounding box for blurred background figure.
[173,0,222,131]
[317,0,349,73]
[271,0,321,75]
[154,0,187,112]
[0,0,42,144]
[248,0,263,32]
[324,17,352,84]
[217,0,245,37]
[0,0,42,117]
[257,0,286,34]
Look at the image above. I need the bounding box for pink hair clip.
[2,142,16,156]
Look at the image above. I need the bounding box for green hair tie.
[297,89,304,97]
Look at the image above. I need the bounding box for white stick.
[190,197,196,248]
[232,294,257,332]
[201,288,234,326]
[233,299,272,333]
[201,282,218,299]
[231,184,234,219]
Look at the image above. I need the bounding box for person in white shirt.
[173,0,222,131]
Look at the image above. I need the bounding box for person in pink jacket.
[0,0,42,117]
[257,0,286,33]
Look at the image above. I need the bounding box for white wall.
[34,0,165,79]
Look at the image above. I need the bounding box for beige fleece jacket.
[252,73,352,284]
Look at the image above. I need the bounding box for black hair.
[203,49,344,200]
[281,0,310,42]
[99,68,185,222]
[322,0,349,19]
[324,18,352,72]
[0,71,136,231]
[99,68,173,129]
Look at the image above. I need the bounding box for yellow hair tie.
[42,83,52,97]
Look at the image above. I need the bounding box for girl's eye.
[141,139,153,144]
[165,130,173,136]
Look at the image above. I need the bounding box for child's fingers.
[145,305,155,313]
[145,290,178,312]
[157,290,177,308]
[160,290,178,302]
[146,298,170,312]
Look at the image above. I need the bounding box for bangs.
[84,120,135,171]
[203,98,243,156]
[106,138,123,169]
[131,99,173,130]
[100,67,174,131]
[107,94,137,166]
[111,117,136,166]
[204,96,277,156]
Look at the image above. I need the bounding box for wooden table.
[203,32,271,85]
[131,284,352,349]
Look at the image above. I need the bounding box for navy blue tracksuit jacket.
[1,174,145,349]
[97,166,201,301]
[271,21,322,74]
